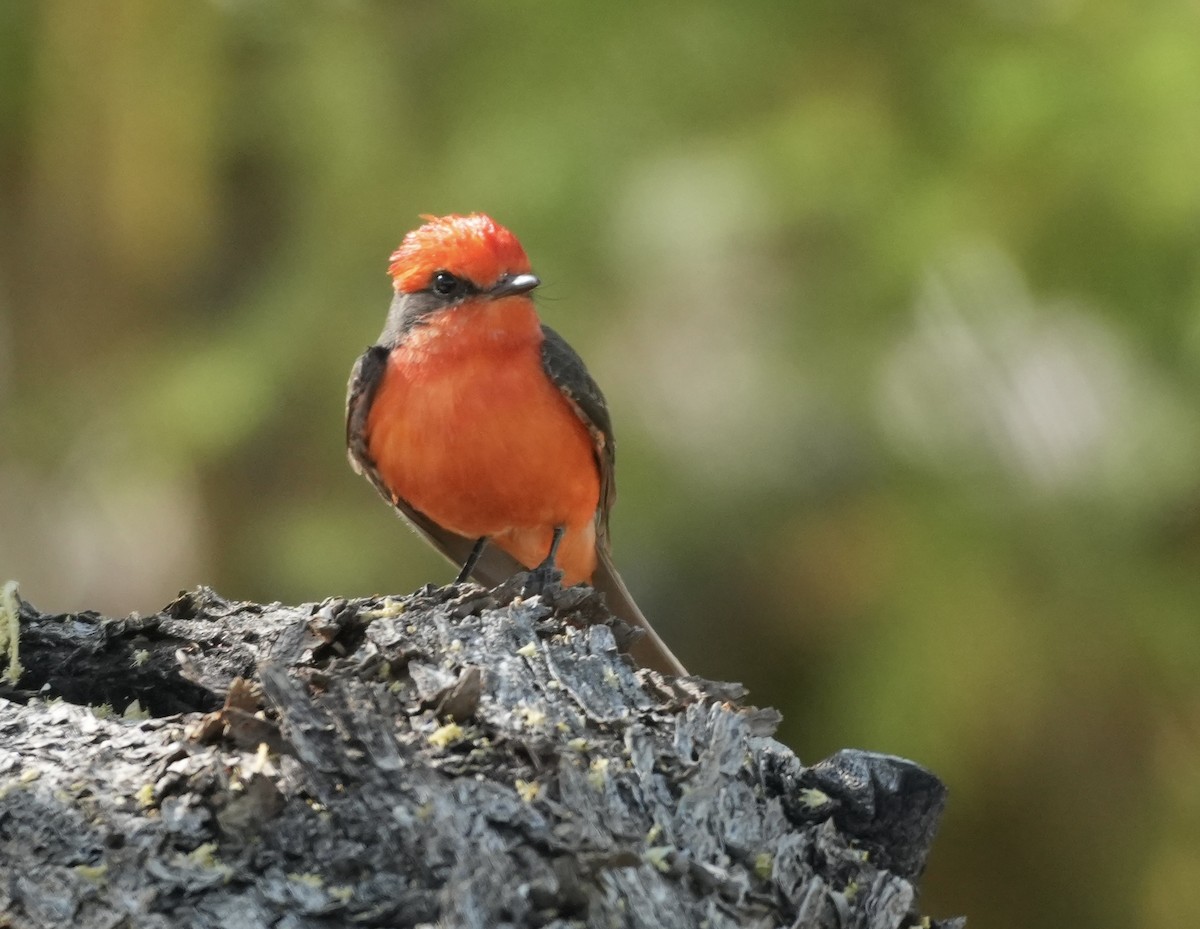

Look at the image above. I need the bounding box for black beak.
[489,273,540,298]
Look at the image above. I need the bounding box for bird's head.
[377,214,542,347]
[388,213,539,302]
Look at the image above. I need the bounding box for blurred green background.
[2,1,1199,926]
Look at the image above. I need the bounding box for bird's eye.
[431,270,462,297]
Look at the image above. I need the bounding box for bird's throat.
[399,296,542,361]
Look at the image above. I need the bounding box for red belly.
[367,334,600,584]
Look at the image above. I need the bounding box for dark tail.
[591,548,688,676]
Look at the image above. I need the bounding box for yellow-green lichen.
[428,721,464,749]
[74,863,108,886]
[0,581,24,684]
[644,846,674,873]
[185,843,233,882]
[517,706,547,729]
[123,700,149,720]
[587,757,610,791]
[188,843,220,868]
[359,599,405,620]
[798,787,830,807]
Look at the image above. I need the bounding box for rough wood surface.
[0,581,963,929]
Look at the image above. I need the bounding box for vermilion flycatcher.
[346,213,685,676]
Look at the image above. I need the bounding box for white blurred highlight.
[878,245,1197,499]
[605,154,818,487]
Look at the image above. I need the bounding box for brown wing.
[346,344,529,587]
[345,345,390,495]
[539,325,616,549]
[538,326,688,675]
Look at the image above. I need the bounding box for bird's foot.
[521,563,564,597]
[519,525,566,597]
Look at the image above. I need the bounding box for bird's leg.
[455,537,488,585]
[523,525,565,595]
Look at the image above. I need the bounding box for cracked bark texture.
[0,583,964,929]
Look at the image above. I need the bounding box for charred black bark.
[0,582,963,929]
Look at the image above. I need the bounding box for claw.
[521,564,564,597]
[522,525,566,596]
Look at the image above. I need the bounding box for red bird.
[346,213,685,676]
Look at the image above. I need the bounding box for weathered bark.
[0,581,963,929]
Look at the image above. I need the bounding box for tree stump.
[0,581,963,928]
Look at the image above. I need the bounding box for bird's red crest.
[388,213,532,294]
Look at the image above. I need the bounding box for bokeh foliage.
[2,2,1200,926]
